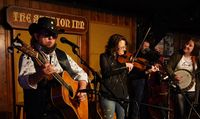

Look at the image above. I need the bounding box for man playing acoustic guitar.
[18,17,88,119]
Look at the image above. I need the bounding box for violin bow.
[133,26,151,60]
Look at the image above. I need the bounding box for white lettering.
[72,20,85,29]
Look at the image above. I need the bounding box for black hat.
[28,17,58,36]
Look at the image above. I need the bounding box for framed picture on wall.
[163,33,174,56]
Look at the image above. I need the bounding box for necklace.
[182,55,192,67]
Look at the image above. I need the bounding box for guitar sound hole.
[68,86,74,97]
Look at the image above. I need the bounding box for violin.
[117,52,149,71]
[120,26,152,71]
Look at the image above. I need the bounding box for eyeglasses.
[118,46,126,50]
[38,30,58,39]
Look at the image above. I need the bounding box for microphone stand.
[172,82,200,119]
[164,68,200,119]
[71,46,102,119]
[72,47,102,91]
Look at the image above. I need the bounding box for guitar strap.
[192,56,195,74]
[32,48,77,79]
[55,48,77,79]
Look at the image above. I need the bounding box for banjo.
[174,69,194,91]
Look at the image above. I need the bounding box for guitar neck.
[34,52,74,97]
[12,36,74,97]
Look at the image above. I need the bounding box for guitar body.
[51,71,88,119]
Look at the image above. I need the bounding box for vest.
[23,48,77,116]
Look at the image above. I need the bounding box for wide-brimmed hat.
[28,17,58,36]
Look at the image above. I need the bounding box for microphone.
[60,37,79,49]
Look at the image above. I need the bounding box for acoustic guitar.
[12,34,88,119]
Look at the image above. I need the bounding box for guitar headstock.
[12,34,38,58]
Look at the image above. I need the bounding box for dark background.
[44,0,200,46]
[51,0,200,32]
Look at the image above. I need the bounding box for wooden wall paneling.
[84,10,91,22]
[5,29,14,119]
[38,1,62,12]
[117,15,121,25]
[0,0,3,9]
[0,1,3,24]
[55,3,71,13]
[0,26,6,113]
[87,10,93,21]
[80,8,87,17]
[80,8,86,16]
[53,4,66,14]
[71,7,82,16]
[118,16,125,26]
[29,0,40,9]
[130,17,137,52]
[16,0,30,7]
[0,26,13,119]
[3,0,15,6]
[91,10,98,21]
[78,34,88,72]
[125,16,131,26]
[102,11,108,22]
[70,7,77,15]
[111,15,118,25]
[39,2,54,11]
[99,12,105,23]
[63,6,73,15]
[80,8,90,20]
[105,13,112,24]
[96,10,103,22]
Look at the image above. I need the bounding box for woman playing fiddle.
[99,34,133,119]
[127,40,160,119]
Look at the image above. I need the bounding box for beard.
[41,43,57,54]
[34,43,57,54]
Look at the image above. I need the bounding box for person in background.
[18,17,88,119]
[99,34,134,119]
[166,36,200,119]
[128,40,160,119]
[146,43,169,119]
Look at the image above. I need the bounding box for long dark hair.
[190,37,200,56]
[182,36,200,56]
[105,34,128,56]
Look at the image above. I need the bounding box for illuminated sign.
[6,6,88,34]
